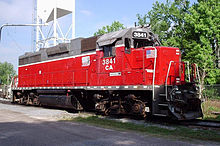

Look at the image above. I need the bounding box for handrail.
[195,64,201,83]
[143,46,157,101]
[185,61,190,82]
[165,61,174,101]
[152,47,157,101]
[195,64,202,99]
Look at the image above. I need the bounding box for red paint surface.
[18,46,185,87]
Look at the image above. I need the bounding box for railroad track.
[147,117,220,129]
[0,97,11,104]
[0,97,219,129]
[179,119,220,129]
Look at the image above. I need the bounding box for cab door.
[123,48,144,85]
[96,45,123,86]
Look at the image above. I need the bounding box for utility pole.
[0,23,48,42]
[218,45,220,68]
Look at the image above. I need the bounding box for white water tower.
[34,0,75,51]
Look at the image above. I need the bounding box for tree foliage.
[137,0,220,85]
[0,62,16,85]
[184,0,219,85]
[136,14,148,26]
[138,0,191,47]
[94,21,125,36]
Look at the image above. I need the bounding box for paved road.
[0,103,218,146]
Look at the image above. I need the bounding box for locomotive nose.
[167,85,203,120]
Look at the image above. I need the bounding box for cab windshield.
[133,39,153,48]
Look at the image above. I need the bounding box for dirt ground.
[0,103,219,146]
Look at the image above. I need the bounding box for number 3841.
[102,58,116,70]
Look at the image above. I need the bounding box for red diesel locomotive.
[12,26,203,120]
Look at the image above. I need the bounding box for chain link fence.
[0,84,11,99]
[203,84,220,100]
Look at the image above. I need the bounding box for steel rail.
[179,119,220,128]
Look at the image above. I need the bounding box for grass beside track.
[202,99,220,121]
[64,116,220,142]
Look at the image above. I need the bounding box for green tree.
[137,0,219,85]
[136,14,148,26]
[137,0,190,48]
[183,0,220,85]
[0,62,16,85]
[94,21,125,36]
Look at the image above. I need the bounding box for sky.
[0,0,196,72]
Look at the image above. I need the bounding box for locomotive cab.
[95,27,203,120]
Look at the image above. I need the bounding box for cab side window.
[125,38,131,53]
[103,44,116,57]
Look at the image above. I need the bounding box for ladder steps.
[153,114,167,117]
[159,93,166,96]
[158,103,168,106]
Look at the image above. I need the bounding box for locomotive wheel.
[132,101,146,118]
[124,94,147,118]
